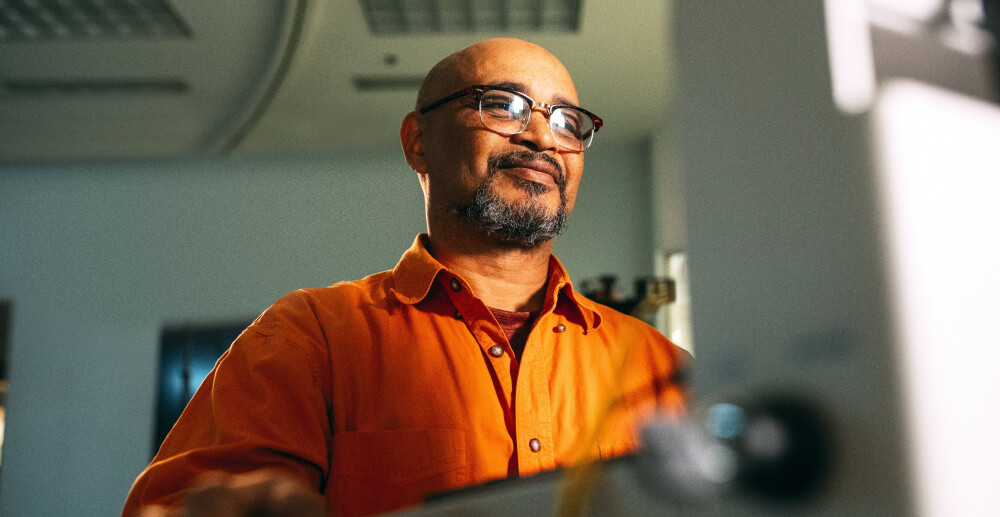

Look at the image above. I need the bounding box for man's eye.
[552,111,582,136]
[485,94,528,111]
[483,99,513,110]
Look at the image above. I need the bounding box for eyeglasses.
[418,85,603,152]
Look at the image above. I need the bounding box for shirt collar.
[390,234,603,331]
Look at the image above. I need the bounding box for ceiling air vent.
[352,75,424,92]
[359,0,581,34]
[0,78,189,96]
[0,0,190,42]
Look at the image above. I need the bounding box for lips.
[496,154,563,187]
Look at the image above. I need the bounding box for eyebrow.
[488,81,579,108]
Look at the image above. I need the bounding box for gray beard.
[453,158,568,248]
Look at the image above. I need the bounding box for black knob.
[709,397,832,501]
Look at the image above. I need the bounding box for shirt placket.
[513,311,560,475]
[438,273,576,475]
[440,274,517,415]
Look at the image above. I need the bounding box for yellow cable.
[556,282,677,517]
[556,331,636,517]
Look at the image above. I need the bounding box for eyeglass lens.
[479,90,594,151]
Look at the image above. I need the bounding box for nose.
[510,106,558,152]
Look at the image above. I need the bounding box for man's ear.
[400,111,427,175]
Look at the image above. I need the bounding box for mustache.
[488,150,565,186]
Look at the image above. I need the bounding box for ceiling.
[0,0,672,162]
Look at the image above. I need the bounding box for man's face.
[416,40,585,247]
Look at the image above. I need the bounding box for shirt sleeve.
[121,321,333,516]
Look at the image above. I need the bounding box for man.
[123,38,687,517]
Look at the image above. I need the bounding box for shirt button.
[454,310,462,320]
[488,345,505,357]
[554,324,566,333]
[529,438,542,452]
[449,278,462,292]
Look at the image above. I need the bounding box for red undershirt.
[488,307,539,362]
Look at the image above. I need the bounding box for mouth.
[497,156,563,188]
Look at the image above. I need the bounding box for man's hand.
[139,470,326,517]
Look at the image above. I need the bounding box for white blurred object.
[825,0,879,113]
[867,0,947,23]
[655,252,694,355]
[639,414,738,500]
[825,0,997,115]
[872,79,1000,517]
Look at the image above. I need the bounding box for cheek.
[562,156,584,208]
[423,130,494,202]
[454,131,504,188]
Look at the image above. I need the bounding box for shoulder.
[594,304,666,344]
[248,270,395,340]
[581,296,690,364]
[571,291,661,338]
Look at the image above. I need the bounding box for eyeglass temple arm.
[418,86,482,114]
[577,108,603,132]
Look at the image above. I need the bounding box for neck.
[426,230,553,312]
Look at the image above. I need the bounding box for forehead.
[443,40,580,106]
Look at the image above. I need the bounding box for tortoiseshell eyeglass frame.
[418,84,603,152]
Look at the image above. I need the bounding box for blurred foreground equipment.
[386,396,834,517]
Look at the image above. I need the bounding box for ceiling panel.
[0,0,673,162]
[237,0,672,154]
[0,0,301,161]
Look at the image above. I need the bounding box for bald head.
[415,38,578,111]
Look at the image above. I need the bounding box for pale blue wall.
[0,142,654,516]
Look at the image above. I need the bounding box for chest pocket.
[329,428,467,516]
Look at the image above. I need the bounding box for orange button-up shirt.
[123,235,687,516]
